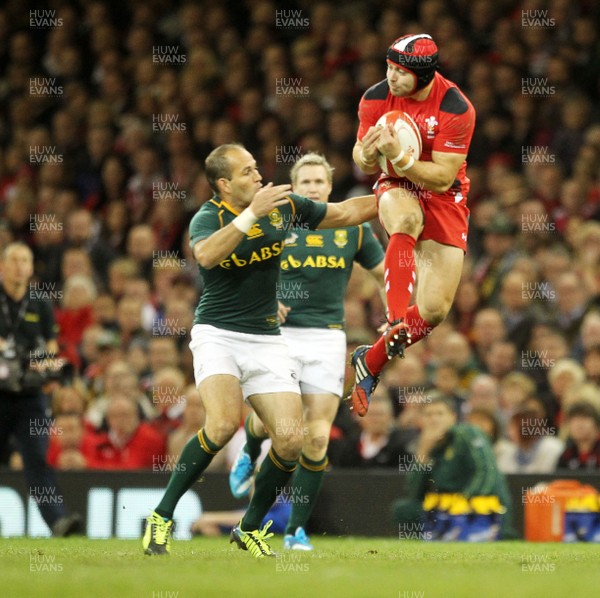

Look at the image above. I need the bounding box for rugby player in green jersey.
[229,154,385,550]
[142,144,377,558]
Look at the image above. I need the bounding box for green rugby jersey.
[189,193,326,335]
[280,222,384,329]
[407,424,510,503]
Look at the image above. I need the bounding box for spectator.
[496,409,564,473]
[123,277,158,332]
[52,383,89,421]
[484,340,518,383]
[471,308,507,368]
[583,345,600,386]
[115,295,147,349]
[64,209,115,285]
[471,214,521,304]
[431,365,465,416]
[553,271,590,344]
[85,359,152,429]
[451,279,482,338]
[125,224,157,280]
[330,389,409,468]
[148,366,186,438]
[464,374,500,417]
[107,258,139,301]
[573,310,600,362]
[557,402,600,471]
[84,395,165,469]
[497,270,539,352]
[55,274,96,367]
[498,372,536,421]
[47,413,87,471]
[437,331,481,391]
[548,358,588,425]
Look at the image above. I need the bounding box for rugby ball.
[376,111,422,175]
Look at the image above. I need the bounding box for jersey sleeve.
[355,223,385,270]
[188,204,219,248]
[432,101,476,155]
[357,94,384,141]
[288,193,327,229]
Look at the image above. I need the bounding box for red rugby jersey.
[357,72,476,200]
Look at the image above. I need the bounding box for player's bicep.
[192,239,204,262]
[430,150,466,180]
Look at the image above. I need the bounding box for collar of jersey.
[210,197,242,216]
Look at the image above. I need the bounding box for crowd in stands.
[0,0,599,474]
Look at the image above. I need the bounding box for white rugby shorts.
[189,324,300,399]
[280,326,346,397]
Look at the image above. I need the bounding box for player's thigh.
[249,392,303,436]
[198,374,244,445]
[249,391,304,459]
[377,185,424,237]
[303,393,339,428]
[415,239,464,321]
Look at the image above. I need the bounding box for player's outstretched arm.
[317,195,378,229]
[193,183,291,269]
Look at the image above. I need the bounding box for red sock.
[365,335,389,374]
[383,233,416,322]
[365,233,415,375]
[365,306,435,376]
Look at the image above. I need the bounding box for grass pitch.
[1,537,598,598]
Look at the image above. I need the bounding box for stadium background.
[0,0,600,540]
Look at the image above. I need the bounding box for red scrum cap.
[386,34,438,92]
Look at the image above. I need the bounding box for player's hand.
[376,123,402,159]
[360,126,383,163]
[250,183,292,218]
[277,302,291,324]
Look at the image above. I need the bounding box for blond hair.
[290,153,334,186]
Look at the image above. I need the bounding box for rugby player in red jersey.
[350,33,476,416]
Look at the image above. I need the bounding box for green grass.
[0,537,598,598]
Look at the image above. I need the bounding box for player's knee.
[309,434,328,452]
[303,434,328,460]
[272,432,303,461]
[385,212,422,237]
[419,297,451,326]
[204,419,238,446]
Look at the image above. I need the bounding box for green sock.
[284,454,328,535]
[240,448,297,531]
[155,429,220,519]
[243,414,265,463]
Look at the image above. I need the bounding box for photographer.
[0,242,80,536]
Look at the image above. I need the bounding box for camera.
[0,336,66,394]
